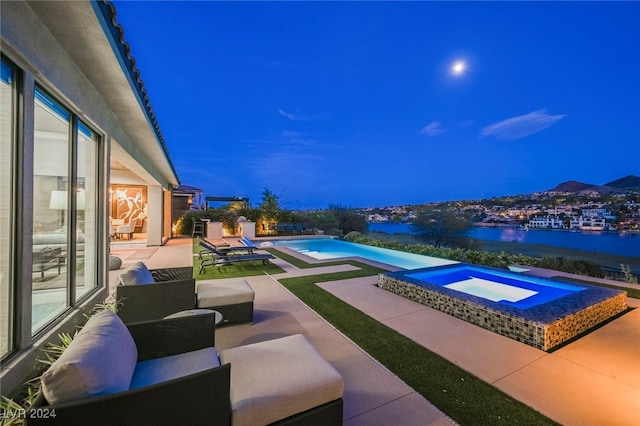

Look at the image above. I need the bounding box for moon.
[451,60,466,75]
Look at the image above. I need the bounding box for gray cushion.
[219,334,344,426]
[41,310,137,405]
[130,347,221,390]
[197,280,254,308]
[118,261,154,285]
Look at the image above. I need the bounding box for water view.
[368,222,640,258]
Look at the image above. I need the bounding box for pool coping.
[265,238,458,271]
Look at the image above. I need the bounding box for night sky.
[112,1,639,209]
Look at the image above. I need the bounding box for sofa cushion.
[118,261,155,285]
[130,347,221,390]
[41,310,138,405]
[219,334,343,426]
[196,280,254,308]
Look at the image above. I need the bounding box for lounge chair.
[199,238,253,258]
[115,261,255,324]
[198,241,274,274]
[28,311,344,425]
[239,236,258,249]
[115,262,195,323]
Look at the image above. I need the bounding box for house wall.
[0,1,176,395]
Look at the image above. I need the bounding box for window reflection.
[32,89,70,333]
[1,60,15,357]
[75,122,98,299]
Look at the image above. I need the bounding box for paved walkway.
[111,238,640,425]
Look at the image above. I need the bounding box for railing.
[602,267,640,284]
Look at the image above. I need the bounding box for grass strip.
[279,269,557,426]
[192,239,284,279]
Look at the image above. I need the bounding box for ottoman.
[196,279,254,324]
[219,334,344,426]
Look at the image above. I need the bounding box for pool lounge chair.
[239,236,258,249]
[198,239,255,259]
[198,241,274,274]
[199,252,275,274]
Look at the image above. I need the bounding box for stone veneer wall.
[378,274,627,351]
[544,293,626,350]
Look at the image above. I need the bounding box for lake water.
[367,222,640,258]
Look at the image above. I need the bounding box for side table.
[164,308,223,325]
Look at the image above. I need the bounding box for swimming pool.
[268,238,457,269]
[380,264,627,351]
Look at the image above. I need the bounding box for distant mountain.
[546,175,640,194]
[548,180,595,192]
[605,175,640,190]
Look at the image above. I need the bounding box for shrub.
[344,231,364,242]
[348,234,607,279]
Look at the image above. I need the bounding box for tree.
[298,210,338,234]
[411,208,473,248]
[328,204,368,235]
[258,188,281,222]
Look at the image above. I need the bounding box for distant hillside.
[548,180,595,192]
[605,175,640,190]
[547,175,640,194]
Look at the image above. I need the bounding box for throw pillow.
[41,310,138,405]
[118,261,155,285]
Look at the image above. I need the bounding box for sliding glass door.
[32,88,100,333]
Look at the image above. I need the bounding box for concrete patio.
[110,237,640,425]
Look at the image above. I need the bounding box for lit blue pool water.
[407,265,586,309]
[269,238,457,269]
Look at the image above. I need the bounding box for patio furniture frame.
[26,315,343,426]
[116,266,254,324]
[27,314,231,426]
[116,266,196,323]
[198,238,253,259]
[198,240,274,274]
[196,281,254,324]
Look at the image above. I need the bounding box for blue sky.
[112,1,639,209]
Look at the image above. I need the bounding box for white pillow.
[118,261,155,285]
[41,310,138,405]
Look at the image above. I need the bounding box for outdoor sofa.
[27,310,344,425]
[115,262,254,324]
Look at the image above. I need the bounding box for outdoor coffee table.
[164,308,223,325]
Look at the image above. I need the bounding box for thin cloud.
[419,121,445,136]
[278,109,321,122]
[480,109,566,141]
[456,119,476,128]
[282,130,310,138]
